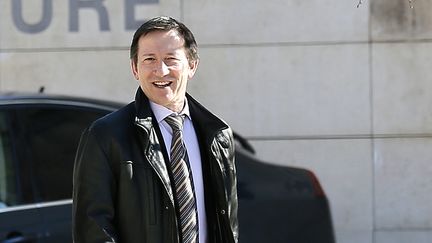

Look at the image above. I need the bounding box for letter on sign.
[69,0,110,32]
[12,0,53,33]
[125,0,159,30]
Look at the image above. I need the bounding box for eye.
[166,57,177,61]
[165,57,180,65]
[142,57,156,64]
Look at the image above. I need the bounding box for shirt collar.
[150,99,192,124]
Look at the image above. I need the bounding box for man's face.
[131,30,198,112]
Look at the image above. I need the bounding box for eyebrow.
[140,51,181,57]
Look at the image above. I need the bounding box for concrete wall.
[1,0,431,242]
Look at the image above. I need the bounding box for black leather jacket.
[72,89,238,243]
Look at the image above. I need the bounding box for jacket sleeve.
[227,128,239,243]
[72,127,118,243]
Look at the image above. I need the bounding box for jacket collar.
[186,93,229,144]
[134,88,154,122]
[133,88,230,207]
[134,88,229,140]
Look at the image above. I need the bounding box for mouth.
[152,81,172,88]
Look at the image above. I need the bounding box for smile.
[152,81,172,88]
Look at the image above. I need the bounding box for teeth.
[154,81,170,85]
[153,81,171,88]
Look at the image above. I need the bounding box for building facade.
[1,1,432,242]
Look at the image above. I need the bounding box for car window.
[0,111,17,208]
[16,105,108,203]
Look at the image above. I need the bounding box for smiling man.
[72,16,238,243]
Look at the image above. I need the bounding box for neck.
[165,100,185,113]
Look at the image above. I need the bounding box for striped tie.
[165,114,198,243]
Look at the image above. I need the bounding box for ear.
[188,59,199,80]
[131,59,139,80]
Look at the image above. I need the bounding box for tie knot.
[165,114,185,131]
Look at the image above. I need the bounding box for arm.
[216,128,239,243]
[72,127,118,243]
[226,128,239,243]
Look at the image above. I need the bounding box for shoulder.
[88,101,136,138]
[187,94,229,128]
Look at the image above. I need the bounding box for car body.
[0,93,335,243]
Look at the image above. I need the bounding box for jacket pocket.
[119,161,158,226]
[145,168,158,225]
[120,160,134,179]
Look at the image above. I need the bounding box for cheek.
[137,67,152,79]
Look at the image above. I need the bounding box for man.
[72,16,238,243]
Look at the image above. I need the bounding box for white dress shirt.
[150,100,208,243]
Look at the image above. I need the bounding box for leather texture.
[72,89,238,243]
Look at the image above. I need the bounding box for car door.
[0,102,110,243]
[0,108,46,243]
[15,104,109,243]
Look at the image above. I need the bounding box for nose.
[154,60,170,77]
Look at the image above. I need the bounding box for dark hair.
[130,16,199,65]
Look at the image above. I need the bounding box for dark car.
[0,93,335,243]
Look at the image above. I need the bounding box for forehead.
[137,29,186,54]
